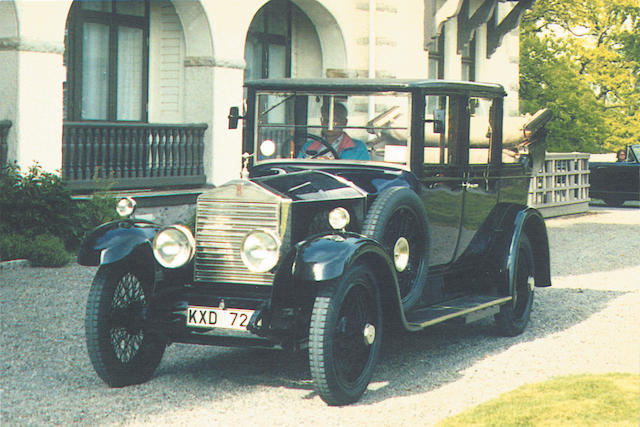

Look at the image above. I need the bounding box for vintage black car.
[79,79,552,406]
[589,144,640,206]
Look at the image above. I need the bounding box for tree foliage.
[520,0,640,153]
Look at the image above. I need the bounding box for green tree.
[520,0,640,153]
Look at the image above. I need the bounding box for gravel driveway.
[1,206,638,426]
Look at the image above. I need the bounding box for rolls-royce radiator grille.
[194,200,279,285]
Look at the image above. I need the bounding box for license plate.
[186,306,254,330]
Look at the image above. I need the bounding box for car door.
[456,97,501,258]
[419,94,465,267]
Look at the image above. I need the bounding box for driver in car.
[299,103,370,160]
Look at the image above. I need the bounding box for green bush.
[0,163,118,251]
[74,193,120,241]
[27,234,73,267]
[0,233,72,267]
[0,233,30,261]
[0,163,76,244]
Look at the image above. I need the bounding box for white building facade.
[0,0,531,189]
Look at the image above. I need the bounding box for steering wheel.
[303,133,340,159]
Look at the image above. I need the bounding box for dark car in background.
[79,79,552,405]
[589,144,640,206]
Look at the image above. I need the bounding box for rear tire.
[309,264,382,405]
[495,234,535,336]
[85,264,165,387]
[603,197,623,207]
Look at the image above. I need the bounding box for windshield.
[254,91,411,165]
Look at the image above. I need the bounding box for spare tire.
[362,186,430,311]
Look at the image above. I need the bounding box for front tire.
[309,264,382,405]
[85,264,165,387]
[495,234,535,336]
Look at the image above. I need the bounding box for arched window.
[65,0,149,122]
[245,0,292,81]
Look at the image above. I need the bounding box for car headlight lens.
[240,230,280,273]
[328,207,350,230]
[116,197,136,218]
[152,225,195,269]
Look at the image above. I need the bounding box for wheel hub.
[363,323,376,345]
[393,237,410,272]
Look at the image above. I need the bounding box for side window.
[468,97,492,165]
[425,95,450,165]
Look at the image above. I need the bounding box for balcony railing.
[62,122,207,191]
[0,120,11,173]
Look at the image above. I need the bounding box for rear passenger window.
[469,97,492,165]
[425,95,450,165]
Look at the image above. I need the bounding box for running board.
[406,295,512,329]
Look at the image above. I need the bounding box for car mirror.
[228,106,243,129]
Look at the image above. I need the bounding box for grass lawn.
[436,373,639,427]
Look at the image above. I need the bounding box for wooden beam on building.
[486,0,534,57]
[457,0,496,53]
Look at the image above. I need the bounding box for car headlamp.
[116,197,137,218]
[240,229,280,273]
[328,207,350,230]
[152,225,195,269]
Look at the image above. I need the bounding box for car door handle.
[461,182,479,189]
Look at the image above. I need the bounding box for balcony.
[62,122,207,191]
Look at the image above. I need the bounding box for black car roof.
[245,78,507,98]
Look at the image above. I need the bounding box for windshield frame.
[249,89,414,167]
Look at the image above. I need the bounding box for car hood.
[250,162,417,202]
[252,170,366,202]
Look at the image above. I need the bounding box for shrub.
[74,193,120,242]
[0,233,72,267]
[0,163,117,251]
[27,234,73,267]
[0,233,30,261]
[0,164,76,244]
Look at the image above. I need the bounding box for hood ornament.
[241,152,251,180]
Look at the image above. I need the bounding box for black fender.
[482,204,552,294]
[506,206,552,289]
[292,233,397,282]
[269,232,405,328]
[77,219,161,267]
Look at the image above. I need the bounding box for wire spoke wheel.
[109,273,146,363]
[309,264,382,405]
[85,264,165,387]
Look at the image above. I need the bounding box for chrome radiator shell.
[194,180,290,285]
